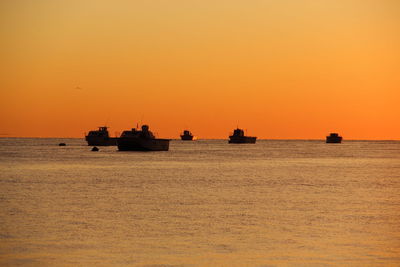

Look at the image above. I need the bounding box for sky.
[0,0,399,139]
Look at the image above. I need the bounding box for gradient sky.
[1,0,399,139]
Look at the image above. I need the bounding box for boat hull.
[117,137,170,151]
[85,136,118,146]
[180,135,194,140]
[229,136,257,144]
[326,137,342,143]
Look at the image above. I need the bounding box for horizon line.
[1,137,398,141]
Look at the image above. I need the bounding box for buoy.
[91,146,99,151]
[59,143,66,146]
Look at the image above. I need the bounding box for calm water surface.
[1,138,399,266]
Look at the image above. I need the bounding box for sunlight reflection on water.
[0,138,399,266]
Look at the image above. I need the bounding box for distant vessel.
[229,128,257,144]
[180,130,194,140]
[85,126,117,146]
[326,133,342,143]
[117,125,170,151]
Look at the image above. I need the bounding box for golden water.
[1,139,399,266]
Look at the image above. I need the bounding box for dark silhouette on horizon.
[117,125,170,151]
[228,128,257,144]
[326,133,342,143]
[85,126,117,146]
[180,130,194,140]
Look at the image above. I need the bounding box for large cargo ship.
[85,126,117,146]
[228,128,257,144]
[117,125,170,151]
[326,133,342,143]
[180,130,194,140]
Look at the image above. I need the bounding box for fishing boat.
[85,126,117,146]
[180,130,194,140]
[117,125,170,151]
[326,133,342,143]
[229,128,257,144]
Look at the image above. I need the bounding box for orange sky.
[0,0,399,139]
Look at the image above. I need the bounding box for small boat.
[326,133,342,143]
[85,126,117,146]
[180,130,194,140]
[229,128,257,144]
[117,125,170,151]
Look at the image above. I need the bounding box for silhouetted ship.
[229,128,257,144]
[117,125,170,151]
[326,133,342,143]
[180,130,194,140]
[85,126,117,146]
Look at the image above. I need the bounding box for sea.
[0,138,399,267]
